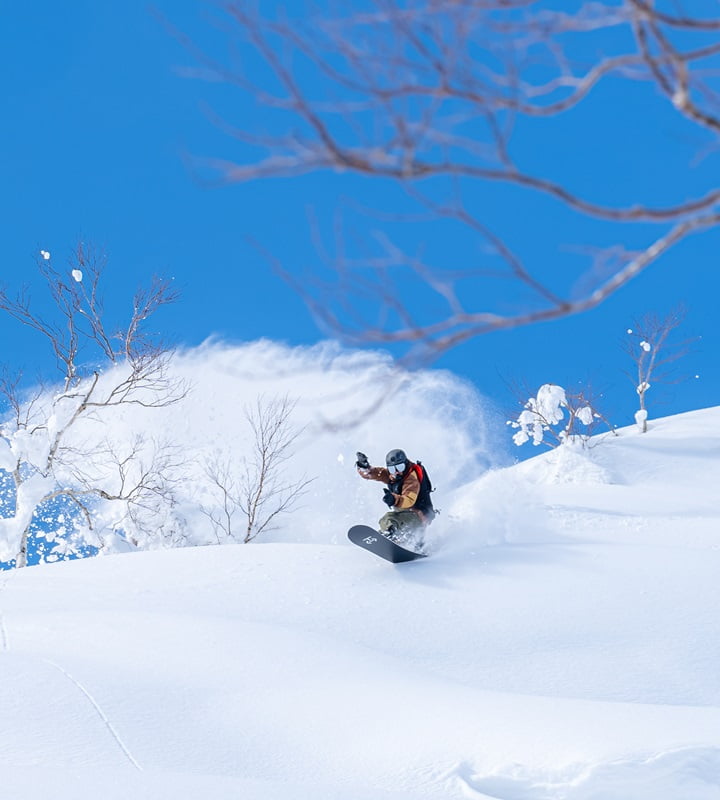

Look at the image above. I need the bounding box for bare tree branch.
[177,1,720,359]
[198,396,314,544]
[240,395,314,543]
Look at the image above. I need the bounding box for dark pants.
[379,509,425,543]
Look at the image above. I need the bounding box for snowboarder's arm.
[357,466,392,484]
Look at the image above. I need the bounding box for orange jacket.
[357,464,421,511]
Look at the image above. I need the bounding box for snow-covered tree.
[0,245,187,567]
[199,395,313,543]
[509,384,612,449]
[624,308,695,433]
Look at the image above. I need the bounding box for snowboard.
[347,524,427,564]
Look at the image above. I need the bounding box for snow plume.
[442,467,554,550]
[0,471,55,562]
[91,339,501,547]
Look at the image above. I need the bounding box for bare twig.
[176,1,720,358]
[623,306,697,432]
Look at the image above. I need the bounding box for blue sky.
[2,1,718,454]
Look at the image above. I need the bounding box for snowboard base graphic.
[348,524,427,564]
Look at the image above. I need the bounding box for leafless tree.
[623,306,696,432]
[175,1,720,362]
[200,395,313,543]
[0,245,188,567]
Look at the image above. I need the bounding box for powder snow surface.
[1,406,719,798]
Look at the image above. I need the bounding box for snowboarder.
[355,449,435,546]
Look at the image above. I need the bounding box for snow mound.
[516,443,618,486]
[454,746,720,800]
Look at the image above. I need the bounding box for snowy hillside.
[1,404,719,799]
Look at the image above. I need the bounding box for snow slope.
[1,406,719,799]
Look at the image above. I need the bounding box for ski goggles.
[387,462,406,474]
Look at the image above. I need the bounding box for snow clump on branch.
[509,384,599,449]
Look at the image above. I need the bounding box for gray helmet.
[386,448,408,468]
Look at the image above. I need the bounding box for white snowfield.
[1,406,719,799]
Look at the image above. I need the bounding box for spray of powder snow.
[68,339,511,548]
[437,467,557,554]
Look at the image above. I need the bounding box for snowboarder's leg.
[379,510,424,544]
[378,511,399,537]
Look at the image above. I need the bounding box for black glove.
[382,488,395,508]
[355,451,370,469]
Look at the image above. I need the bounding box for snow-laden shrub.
[508,384,612,449]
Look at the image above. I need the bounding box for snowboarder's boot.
[385,522,402,543]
